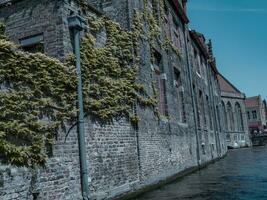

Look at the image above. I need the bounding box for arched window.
[198,90,205,128]
[216,105,221,132]
[222,101,227,131]
[174,69,186,123]
[235,102,244,131]
[226,102,234,131]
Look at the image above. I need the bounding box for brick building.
[218,73,251,148]
[0,0,227,199]
[245,95,267,134]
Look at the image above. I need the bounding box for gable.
[217,73,241,94]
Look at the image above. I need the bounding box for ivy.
[69,17,157,123]
[0,24,77,167]
[0,0,173,167]
[0,15,158,167]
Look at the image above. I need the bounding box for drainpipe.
[183,28,201,166]
[68,15,90,200]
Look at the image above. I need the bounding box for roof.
[189,30,219,73]
[169,0,189,24]
[217,73,242,94]
[189,30,209,58]
[245,96,261,108]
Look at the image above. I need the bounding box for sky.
[187,0,267,100]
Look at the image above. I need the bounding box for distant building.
[245,95,267,134]
[218,74,251,148]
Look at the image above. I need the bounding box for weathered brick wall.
[0,125,83,200]
[86,119,139,199]
[0,0,228,199]
[0,1,139,199]
[187,36,220,162]
[0,0,67,60]
[0,167,32,199]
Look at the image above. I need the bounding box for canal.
[134,146,267,200]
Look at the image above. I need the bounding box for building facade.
[218,74,251,148]
[0,0,227,199]
[188,30,226,160]
[245,95,267,135]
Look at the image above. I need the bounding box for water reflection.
[134,147,267,200]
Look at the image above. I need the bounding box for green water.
[135,147,267,200]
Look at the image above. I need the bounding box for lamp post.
[68,15,89,200]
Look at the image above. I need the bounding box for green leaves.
[74,17,156,123]
[0,37,76,167]
[0,15,157,167]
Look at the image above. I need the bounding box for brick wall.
[0,0,228,199]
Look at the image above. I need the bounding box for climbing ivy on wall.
[72,17,157,124]
[0,15,158,167]
[0,23,77,167]
[0,0,179,167]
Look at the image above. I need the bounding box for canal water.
[134,146,267,200]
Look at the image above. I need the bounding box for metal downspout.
[183,28,201,166]
[74,29,90,200]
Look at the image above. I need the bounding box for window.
[234,135,237,141]
[201,143,206,155]
[20,34,44,53]
[247,111,250,120]
[216,105,221,132]
[163,4,171,39]
[174,69,186,123]
[241,135,245,141]
[209,105,213,130]
[226,134,231,141]
[227,102,234,131]
[200,56,204,76]
[153,51,167,116]
[252,110,257,119]
[198,90,204,128]
[194,86,200,128]
[172,19,180,49]
[194,50,201,75]
[204,96,209,128]
[222,101,227,131]
[202,60,207,82]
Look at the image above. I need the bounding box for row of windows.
[194,87,214,130]
[222,102,245,132]
[152,51,186,123]
[148,0,183,51]
[154,51,217,130]
[151,1,216,127]
[226,133,245,142]
[192,45,207,82]
[247,110,257,120]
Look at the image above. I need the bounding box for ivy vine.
[0,0,180,167]
[0,15,157,167]
[0,24,77,167]
[72,17,157,124]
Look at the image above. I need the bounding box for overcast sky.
[187,0,267,100]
